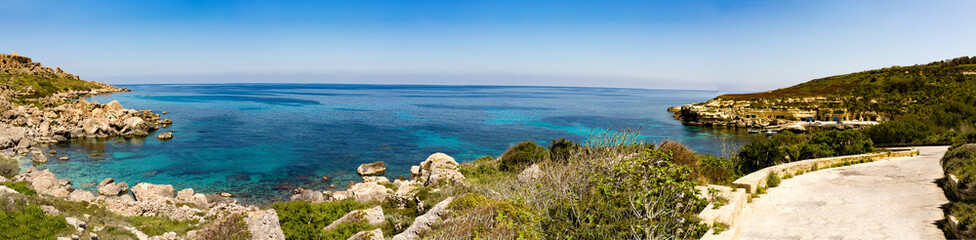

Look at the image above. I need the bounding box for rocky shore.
[669,96,883,130]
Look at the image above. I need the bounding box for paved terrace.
[735,146,949,239]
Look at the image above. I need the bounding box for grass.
[128,216,199,236]
[271,199,369,240]
[3,182,35,196]
[766,172,781,188]
[0,203,70,239]
[0,155,18,179]
[712,222,729,235]
[711,196,729,210]
[0,73,99,101]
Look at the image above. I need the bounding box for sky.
[2,0,975,91]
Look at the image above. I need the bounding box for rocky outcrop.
[157,132,173,140]
[246,209,286,240]
[131,183,175,201]
[324,206,385,231]
[97,178,130,196]
[348,228,384,240]
[392,197,454,240]
[518,164,542,183]
[410,153,465,186]
[13,167,74,198]
[357,161,386,176]
[348,182,392,203]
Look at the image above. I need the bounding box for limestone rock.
[392,197,454,240]
[98,178,130,196]
[157,132,173,140]
[58,156,69,161]
[131,182,175,201]
[246,209,286,240]
[19,167,73,198]
[357,161,386,176]
[517,164,542,183]
[348,228,384,240]
[41,205,61,215]
[65,217,86,231]
[348,182,392,203]
[290,188,324,202]
[410,153,466,186]
[31,150,48,163]
[324,206,384,231]
[105,100,124,111]
[362,176,390,185]
[68,189,95,202]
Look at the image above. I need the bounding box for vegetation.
[3,181,35,196]
[191,214,251,240]
[940,144,976,238]
[271,199,369,240]
[0,155,18,179]
[736,129,873,173]
[499,141,549,171]
[0,203,69,240]
[766,172,781,188]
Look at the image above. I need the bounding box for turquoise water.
[31,84,756,204]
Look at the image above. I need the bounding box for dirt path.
[735,146,949,239]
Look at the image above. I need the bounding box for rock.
[89,233,98,240]
[220,192,234,197]
[348,182,393,203]
[0,185,17,194]
[68,189,95,202]
[246,209,286,240]
[324,206,385,231]
[20,168,73,198]
[331,191,351,201]
[362,176,390,185]
[410,153,466,186]
[49,150,56,154]
[58,156,69,161]
[31,150,48,163]
[289,188,324,202]
[392,197,454,240]
[176,188,195,200]
[98,178,130,196]
[357,161,386,176]
[348,228,384,240]
[41,205,61,215]
[517,164,542,183]
[65,217,86,231]
[105,100,124,111]
[131,182,175,201]
[321,176,330,181]
[123,116,145,129]
[157,132,173,140]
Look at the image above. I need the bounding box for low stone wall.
[699,148,919,239]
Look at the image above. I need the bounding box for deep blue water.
[28,84,757,204]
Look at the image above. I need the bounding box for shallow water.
[26,84,757,204]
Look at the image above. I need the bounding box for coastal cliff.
[671,56,976,133]
[0,53,170,156]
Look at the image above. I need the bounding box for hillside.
[0,53,124,105]
[672,56,976,144]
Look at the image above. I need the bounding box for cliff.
[672,56,976,130]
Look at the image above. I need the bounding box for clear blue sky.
[2,0,975,91]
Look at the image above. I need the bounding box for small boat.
[748,129,761,134]
[764,129,777,135]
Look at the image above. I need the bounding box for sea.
[25,84,758,204]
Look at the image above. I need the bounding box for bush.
[500,141,548,171]
[766,172,781,188]
[942,144,976,185]
[864,116,935,144]
[3,182,35,196]
[658,140,698,167]
[0,204,69,239]
[426,197,541,239]
[808,129,873,156]
[191,214,251,240]
[548,138,576,162]
[696,154,737,185]
[737,140,785,173]
[271,200,368,240]
[0,156,18,179]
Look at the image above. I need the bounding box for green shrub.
[942,144,976,185]
[272,199,368,240]
[766,172,781,188]
[737,139,785,173]
[499,141,548,171]
[542,152,707,239]
[798,143,835,160]
[426,198,541,239]
[0,204,69,239]
[320,220,373,240]
[0,156,18,179]
[548,138,577,162]
[449,193,488,211]
[949,202,976,235]
[696,154,737,185]
[3,182,35,196]
[864,116,935,144]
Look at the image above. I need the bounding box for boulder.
[58,157,69,161]
[245,209,286,240]
[348,182,392,203]
[97,178,130,196]
[68,190,95,202]
[130,183,175,201]
[331,191,352,201]
[20,168,73,198]
[324,206,385,231]
[105,100,124,111]
[290,188,324,202]
[392,197,454,240]
[123,117,145,130]
[410,153,466,186]
[157,132,173,140]
[357,161,386,176]
[362,176,390,185]
[517,164,542,183]
[31,150,48,163]
[348,228,383,240]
